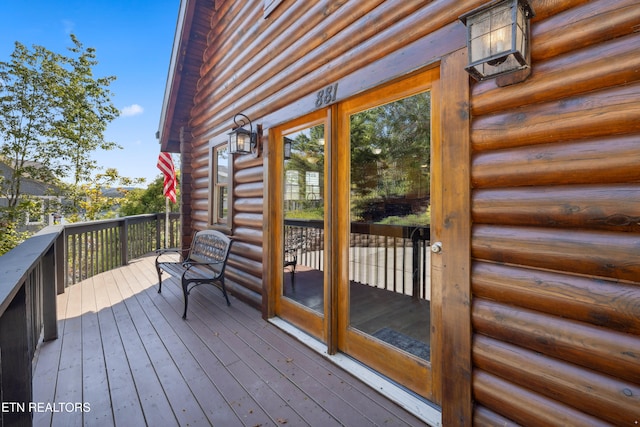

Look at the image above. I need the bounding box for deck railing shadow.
[0,213,179,427]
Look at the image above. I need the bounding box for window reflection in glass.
[282,124,325,314]
[349,91,432,361]
[213,144,229,224]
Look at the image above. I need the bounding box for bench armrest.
[155,248,184,263]
[156,247,181,255]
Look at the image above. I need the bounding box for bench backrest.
[188,230,233,275]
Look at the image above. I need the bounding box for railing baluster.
[71,234,77,285]
[83,232,89,281]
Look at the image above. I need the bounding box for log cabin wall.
[168,0,640,424]
[470,0,640,425]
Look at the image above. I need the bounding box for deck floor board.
[33,255,427,426]
[80,277,114,427]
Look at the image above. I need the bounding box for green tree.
[284,124,324,218]
[68,168,144,222]
[350,92,431,199]
[51,34,120,210]
[119,174,180,216]
[0,35,122,253]
[349,91,431,224]
[0,42,62,213]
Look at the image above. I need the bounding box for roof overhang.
[157,0,211,153]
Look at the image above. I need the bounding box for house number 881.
[315,83,338,107]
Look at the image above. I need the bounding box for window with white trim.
[212,144,230,226]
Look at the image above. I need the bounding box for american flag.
[157,152,177,203]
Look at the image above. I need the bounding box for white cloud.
[121,104,144,117]
[62,20,75,34]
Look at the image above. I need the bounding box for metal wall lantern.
[460,0,535,83]
[228,113,259,155]
[283,137,293,160]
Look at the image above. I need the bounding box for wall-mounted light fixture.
[460,0,535,84]
[228,113,260,156]
[283,137,293,160]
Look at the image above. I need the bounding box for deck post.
[155,213,162,249]
[0,286,31,427]
[120,218,129,266]
[56,231,66,293]
[43,244,58,342]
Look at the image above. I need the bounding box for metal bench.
[155,230,233,319]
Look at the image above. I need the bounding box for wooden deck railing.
[64,213,180,286]
[284,219,431,299]
[0,226,61,426]
[0,213,179,426]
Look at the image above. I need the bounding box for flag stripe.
[157,152,177,203]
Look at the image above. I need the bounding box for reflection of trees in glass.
[284,125,324,219]
[350,91,431,225]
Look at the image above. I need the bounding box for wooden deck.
[32,254,428,426]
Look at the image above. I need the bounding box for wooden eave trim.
[158,0,199,152]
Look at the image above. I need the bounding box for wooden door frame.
[439,49,471,424]
[263,50,471,421]
[335,66,440,400]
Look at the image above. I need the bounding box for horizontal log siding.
[185,0,482,309]
[470,0,640,425]
[190,0,487,141]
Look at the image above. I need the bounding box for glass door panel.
[348,92,432,360]
[282,124,325,314]
[271,110,329,342]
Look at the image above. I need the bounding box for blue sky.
[2,0,180,185]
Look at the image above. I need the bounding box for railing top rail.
[284,218,430,239]
[350,222,430,239]
[0,225,63,317]
[63,213,180,235]
[284,218,324,228]
[63,214,158,231]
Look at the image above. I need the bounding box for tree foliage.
[53,35,120,185]
[119,174,180,217]
[283,124,324,219]
[0,42,61,211]
[68,168,145,222]
[0,34,121,253]
[350,92,431,200]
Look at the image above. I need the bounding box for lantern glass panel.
[469,13,490,39]
[492,5,512,53]
[470,33,490,63]
[228,132,238,153]
[236,132,251,153]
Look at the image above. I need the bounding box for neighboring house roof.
[157,0,214,153]
[0,159,57,197]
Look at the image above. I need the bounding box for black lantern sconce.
[460,0,535,84]
[228,113,260,156]
[283,137,293,160]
